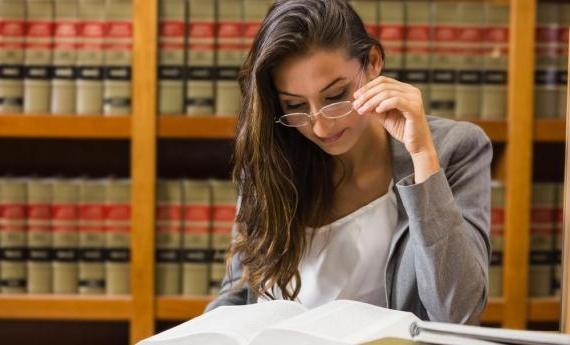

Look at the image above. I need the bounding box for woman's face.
[273,49,372,156]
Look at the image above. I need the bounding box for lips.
[319,129,346,144]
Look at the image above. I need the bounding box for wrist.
[411,148,440,184]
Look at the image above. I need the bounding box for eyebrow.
[277,77,346,97]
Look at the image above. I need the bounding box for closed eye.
[326,90,347,102]
[285,102,306,110]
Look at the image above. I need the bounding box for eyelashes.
[284,89,348,110]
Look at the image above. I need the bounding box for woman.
[205,0,492,324]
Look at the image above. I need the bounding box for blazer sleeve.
[395,122,493,324]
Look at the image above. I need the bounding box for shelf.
[158,116,236,139]
[528,297,561,322]
[468,119,508,143]
[156,296,212,320]
[0,115,131,139]
[480,298,504,324]
[534,119,566,142]
[0,295,132,321]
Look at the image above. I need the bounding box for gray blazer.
[204,115,493,325]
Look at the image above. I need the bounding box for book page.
[137,300,307,345]
[250,300,416,345]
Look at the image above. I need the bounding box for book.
[209,179,236,295]
[0,178,28,293]
[51,0,78,114]
[350,0,378,39]
[158,0,186,115]
[0,0,26,113]
[105,178,130,294]
[430,1,458,119]
[552,182,563,295]
[52,179,80,294]
[156,179,183,296]
[181,179,211,296]
[557,4,570,119]
[186,0,216,115]
[23,0,54,114]
[243,0,272,61]
[137,299,570,345]
[489,181,504,298]
[78,178,106,294]
[215,0,243,116]
[455,2,484,120]
[103,0,132,115]
[535,2,560,119]
[481,2,508,120]
[378,1,405,81]
[76,0,105,115]
[403,1,432,114]
[27,178,53,294]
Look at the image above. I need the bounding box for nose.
[311,113,336,138]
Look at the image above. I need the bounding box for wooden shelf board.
[467,119,508,142]
[480,297,504,324]
[155,296,214,320]
[534,119,566,142]
[0,115,131,139]
[528,296,561,322]
[0,294,132,321]
[158,116,236,139]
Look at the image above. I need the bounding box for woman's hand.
[352,76,441,183]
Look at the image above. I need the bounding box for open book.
[137,299,570,345]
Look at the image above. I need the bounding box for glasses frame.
[275,67,366,128]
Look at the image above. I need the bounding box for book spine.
[489,181,504,297]
[350,0,378,38]
[76,0,105,115]
[78,179,106,294]
[182,179,211,295]
[529,183,555,297]
[27,179,53,294]
[455,2,484,120]
[553,183,563,295]
[103,0,132,116]
[535,3,560,119]
[0,1,26,113]
[403,1,432,114]
[186,0,216,115]
[0,179,28,293]
[24,0,54,114]
[430,1,458,119]
[104,178,130,295]
[378,1,405,81]
[243,0,272,63]
[557,5,570,119]
[215,0,243,117]
[481,3,509,120]
[156,180,182,295]
[158,0,186,115]
[52,179,79,294]
[51,0,78,114]
[209,179,236,295]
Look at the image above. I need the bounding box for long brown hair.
[228,0,385,301]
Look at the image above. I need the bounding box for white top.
[258,179,398,309]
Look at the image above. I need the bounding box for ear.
[366,46,383,78]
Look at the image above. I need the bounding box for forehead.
[272,48,358,96]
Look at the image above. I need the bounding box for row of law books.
[0,177,131,295]
[0,0,132,116]
[489,181,564,298]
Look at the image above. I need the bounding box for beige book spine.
[52,179,80,294]
[489,181,504,297]
[378,1,405,81]
[51,0,78,114]
[186,0,216,115]
[243,0,272,61]
[557,5,570,119]
[209,179,236,295]
[182,179,211,296]
[481,3,509,120]
[105,178,130,295]
[76,0,105,115]
[350,1,378,38]
[535,3,560,119]
[27,179,53,294]
[156,180,183,295]
[403,1,432,114]
[158,0,186,115]
[0,0,26,113]
[103,0,132,116]
[78,179,106,294]
[455,2,484,120]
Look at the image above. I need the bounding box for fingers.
[354,89,408,115]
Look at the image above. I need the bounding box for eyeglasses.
[275,68,366,128]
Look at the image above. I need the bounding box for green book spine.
[0,0,26,113]
[105,178,130,295]
[378,1,405,81]
[27,179,53,294]
[535,3,560,119]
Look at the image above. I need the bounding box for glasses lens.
[321,101,353,119]
[280,113,309,127]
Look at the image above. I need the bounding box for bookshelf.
[0,0,567,344]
